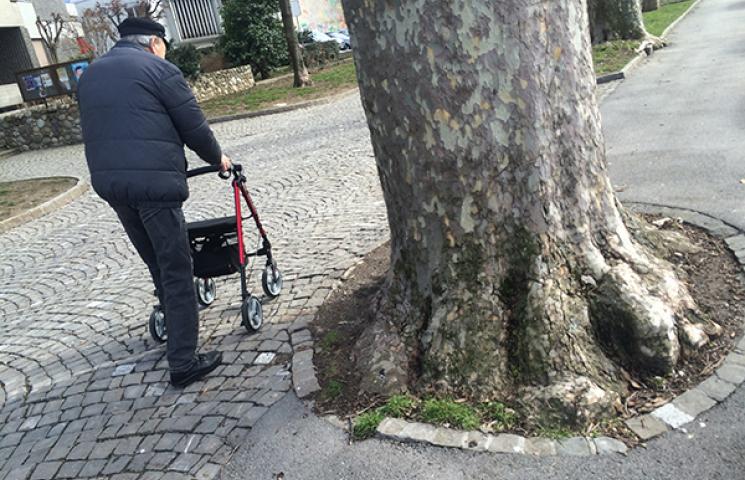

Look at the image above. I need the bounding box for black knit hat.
[118,17,169,47]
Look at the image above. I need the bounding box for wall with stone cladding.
[190,65,255,103]
[0,66,254,151]
[0,102,81,151]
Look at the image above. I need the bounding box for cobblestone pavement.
[0,91,390,479]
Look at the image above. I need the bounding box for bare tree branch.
[82,6,117,56]
[36,13,68,63]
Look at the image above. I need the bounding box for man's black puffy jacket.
[78,41,221,207]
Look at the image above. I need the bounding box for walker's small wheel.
[196,278,217,306]
[261,263,283,298]
[149,306,167,343]
[241,296,263,332]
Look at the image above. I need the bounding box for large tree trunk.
[342,0,714,425]
[588,0,648,43]
[278,0,312,87]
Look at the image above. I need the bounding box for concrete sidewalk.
[224,0,745,478]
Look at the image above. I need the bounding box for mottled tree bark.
[279,0,312,87]
[588,0,648,43]
[342,0,714,424]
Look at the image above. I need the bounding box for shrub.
[166,44,201,80]
[220,0,288,79]
[199,47,230,73]
[301,41,340,70]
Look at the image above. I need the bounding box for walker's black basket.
[191,240,239,278]
[187,216,240,278]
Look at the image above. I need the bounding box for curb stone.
[0,177,89,234]
[292,202,745,456]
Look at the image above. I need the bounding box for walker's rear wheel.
[196,278,217,306]
[241,296,263,332]
[261,263,283,298]
[149,306,167,343]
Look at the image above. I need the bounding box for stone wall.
[0,103,81,151]
[190,65,255,103]
[0,65,255,151]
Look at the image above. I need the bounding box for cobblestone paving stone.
[0,91,390,479]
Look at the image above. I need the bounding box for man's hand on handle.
[219,154,233,173]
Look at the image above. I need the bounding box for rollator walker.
[148,163,283,342]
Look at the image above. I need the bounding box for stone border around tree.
[289,202,745,457]
[0,177,89,234]
[595,0,705,86]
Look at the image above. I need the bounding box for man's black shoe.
[170,351,223,388]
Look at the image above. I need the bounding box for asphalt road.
[225,0,745,478]
[224,385,745,480]
[604,0,745,230]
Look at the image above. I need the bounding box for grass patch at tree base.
[592,40,640,76]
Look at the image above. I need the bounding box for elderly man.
[78,17,228,387]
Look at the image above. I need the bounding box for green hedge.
[166,44,202,80]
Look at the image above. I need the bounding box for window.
[171,0,220,40]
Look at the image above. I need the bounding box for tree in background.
[642,0,660,12]
[340,0,717,426]
[221,0,288,79]
[36,13,68,64]
[101,0,165,27]
[80,7,117,57]
[588,0,656,44]
[131,0,166,19]
[81,0,166,57]
[278,0,311,87]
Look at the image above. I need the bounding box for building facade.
[164,0,223,46]
[295,0,345,33]
[74,0,224,49]
[0,0,84,109]
[0,0,40,108]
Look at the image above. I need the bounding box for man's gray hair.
[121,34,155,47]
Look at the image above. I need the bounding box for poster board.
[15,59,92,103]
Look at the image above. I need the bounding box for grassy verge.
[591,1,695,76]
[200,61,358,118]
[592,40,640,76]
[0,177,77,221]
[644,0,696,37]
[202,0,695,116]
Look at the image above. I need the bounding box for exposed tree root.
[354,214,721,426]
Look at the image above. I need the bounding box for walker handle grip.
[186,165,220,178]
[187,163,242,179]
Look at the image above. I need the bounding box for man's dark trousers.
[112,204,198,372]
